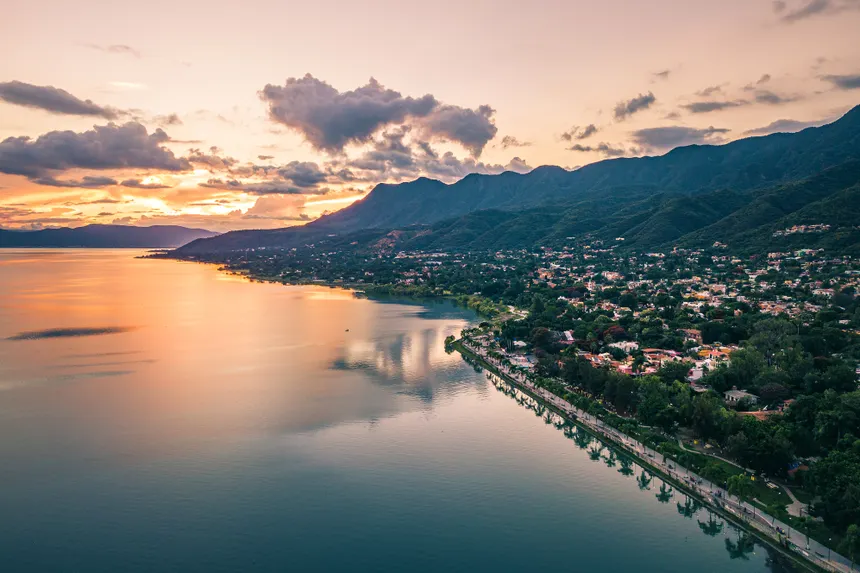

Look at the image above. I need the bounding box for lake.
[0,250,793,572]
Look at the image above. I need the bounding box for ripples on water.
[0,250,792,572]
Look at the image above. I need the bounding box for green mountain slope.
[678,161,860,250]
[175,105,860,255]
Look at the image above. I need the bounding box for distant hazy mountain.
[175,104,860,255]
[0,224,219,248]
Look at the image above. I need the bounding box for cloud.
[821,73,860,90]
[682,100,748,113]
[566,142,628,157]
[416,104,497,156]
[260,74,497,156]
[0,81,119,119]
[613,92,656,121]
[198,177,308,196]
[742,74,773,91]
[84,44,141,58]
[120,178,172,189]
[277,161,328,188]
[31,175,118,188]
[499,135,531,149]
[0,122,191,178]
[244,194,307,220]
[695,85,723,97]
[186,147,238,170]
[561,124,599,141]
[753,90,797,104]
[631,126,730,150]
[153,113,182,126]
[653,70,671,81]
[342,129,530,183]
[260,74,437,152]
[257,154,274,160]
[74,197,123,205]
[743,117,830,135]
[775,0,860,22]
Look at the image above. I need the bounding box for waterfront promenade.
[460,339,855,573]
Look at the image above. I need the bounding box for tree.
[759,382,790,405]
[727,474,756,519]
[748,318,796,367]
[691,393,723,441]
[727,348,766,389]
[796,515,812,550]
[658,360,692,385]
[840,524,859,570]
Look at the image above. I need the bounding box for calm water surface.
[0,250,793,572]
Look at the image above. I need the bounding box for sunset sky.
[2,0,859,232]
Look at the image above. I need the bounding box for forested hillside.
[175,105,860,256]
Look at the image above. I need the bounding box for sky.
[1,0,859,232]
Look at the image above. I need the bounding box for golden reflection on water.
[0,249,475,461]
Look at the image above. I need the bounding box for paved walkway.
[781,483,808,518]
[463,340,854,573]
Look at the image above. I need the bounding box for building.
[724,388,759,405]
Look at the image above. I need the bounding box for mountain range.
[175,104,860,256]
[0,224,219,248]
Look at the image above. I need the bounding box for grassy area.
[790,487,816,505]
[654,442,790,510]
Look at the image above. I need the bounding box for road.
[463,340,855,573]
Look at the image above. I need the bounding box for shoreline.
[453,339,835,573]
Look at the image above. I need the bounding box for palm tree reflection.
[677,495,702,519]
[637,470,653,491]
[698,510,724,537]
[656,482,674,503]
[724,531,755,560]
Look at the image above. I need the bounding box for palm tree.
[618,457,635,477]
[839,524,859,571]
[589,445,604,461]
[727,474,756,521]
[796,514,812,550]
